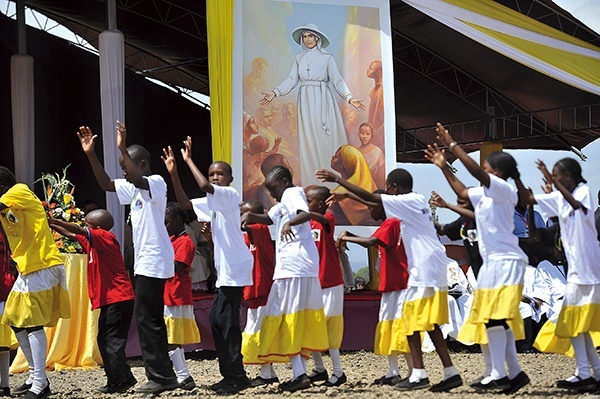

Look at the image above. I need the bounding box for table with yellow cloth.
[10,254,102,372]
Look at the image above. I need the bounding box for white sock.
[409,368,427,383]
[572,334,592,379]
[481,344,492,378]
[386,353,399,378]
[15,330,34,384]
[311,351,325,372]
[28,329,48,394]
[0,351,9,388]
[168,348,190,382]
[504,328,522,379]
[583,333,600,380]
[443,366,459,380]
[260,364,275,379]
[270,364,277,379]
[329,348,343,377]
[486,326,507,380]
[403,353,414,376]
[290,354,306,379]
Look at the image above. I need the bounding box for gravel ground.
[11,350,600,398]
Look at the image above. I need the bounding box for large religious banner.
[232,0,395,227]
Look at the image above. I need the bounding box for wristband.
[448,142,457,151]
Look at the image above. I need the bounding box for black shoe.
[471,376,511,391]
[0,387,9,397]
[250,376,279,387]
[215,378,251,395]
[22,385,50,399]
[430,374,463,392]
[97,376,137,394]
[279,374,311,393]
[502,371,530,394]
[13,382,33,396]
[557,376,596,392]
[209,378,228,391]
[307,369,328,383]
[395,377,430,391]
[373,375,400,385]
[178,376,196,390]
[134,379,180,394]
[324,373,347,387]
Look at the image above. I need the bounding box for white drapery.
[10,54,35,187]
[99,29,125,249]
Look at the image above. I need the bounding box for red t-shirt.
[164,233,195,306]
[311,213,344,289]
[0,232,15,302]
[371,218,409,292]
[243,224,275,309]
[76,228,134,310]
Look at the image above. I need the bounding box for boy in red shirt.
[305,186,346,387]
[336,197,412,386]
[49,209,136,393]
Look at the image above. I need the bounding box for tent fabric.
[404,0,600,95]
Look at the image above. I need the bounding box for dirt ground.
[14,350,600,398]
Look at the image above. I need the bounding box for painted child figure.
[316,167,462,392]
[336,194,412,386]
[163,202,201,391]
[48,209,136,393]
[161,141,253,395]
[305,186,346,387]
[241,166,329,393]
[239,200,278,387]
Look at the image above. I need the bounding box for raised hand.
[430,191,448,208]
[541,177,553,194]
[77,126,97,154]
[315,168,340,183]
[336,231,349,251]
[161,146,177,173]
[181,136,193,162]
[349,98,366,112]
[280,222,295,242]
[327,192,347,206]
[435,122,455,147]
[536,159,553,184]
[260,91,276,106]
[424,143,447,169]
[116,120,127,151]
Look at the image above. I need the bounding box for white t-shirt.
[468,174,527,263]
[535,184,600,285]
[267,186,319,279]
[115,175,174,279]
[380,192,447,288]
[191,185,253,288]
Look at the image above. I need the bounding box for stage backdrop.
[232,0,395,228]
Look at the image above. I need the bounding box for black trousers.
[97,300,135,386]
[210,286,247,383]
[134,275,177,384]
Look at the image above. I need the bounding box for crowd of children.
[0,118,598,397]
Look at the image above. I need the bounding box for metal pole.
[16,0,26,54]
[107,0,117,30]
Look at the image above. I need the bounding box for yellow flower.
[63,194,73,204]
[68,245,75,253]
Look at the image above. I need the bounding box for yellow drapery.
[207,0,234,163]
[10,254,102,372]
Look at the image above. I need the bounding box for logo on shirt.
[249,244,256,252]
[133,199,143,211]
[311,229,321,242]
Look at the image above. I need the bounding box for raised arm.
[424,143,469,201]
[308,211,330,232]
[47,217,86,239]
[430,191,474,221]
[241,211,273,228]
[161,146,193,210]
[537,159,585,212]
[337,230,379,249]
[329,191,380,208]
[77,126,115,192]
[181,136,213,194]
[116,121,149,191]
[316,169,381,204]
[435,122,490,188]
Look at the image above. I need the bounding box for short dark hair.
[241,200,264,214]
[266,165,292,183]
[212,161,233,177]
[555,157,586,184]
[386,168,413,191]
[0,167,16,188]
[307,186,331,202]
[166,201,188,224]
[487,151,519,180]
[127,145,151,165]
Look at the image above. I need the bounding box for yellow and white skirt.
[242,306,268,364]
[164,304,201,346]
[256,277,328,363]
[457,259,525,345]
[402,286,448,336]
[3,265,70,328]
[375,289,409,355]
[322,284,344,350]
[0,302,17,349]
[534,283,600,357]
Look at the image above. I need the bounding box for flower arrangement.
[37,165,86,254]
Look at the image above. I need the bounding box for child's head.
[385,168,413,195]
[483,151,519,181]
[240,200,264,216]
[84,209,114,231]
[208,161,233,187]
[0,167,16,195]
[305,185,330,214]
[248,135,270,155]
[553,157,586,191]
[119,144,152,180]
[164,201,188,236]
[260,153,291,178]
[368,189,387,221]
[358,122,374,147]
[264,166,293,202]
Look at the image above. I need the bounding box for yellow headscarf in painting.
[332,145,377,225]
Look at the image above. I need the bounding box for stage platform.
[125,290,381,357]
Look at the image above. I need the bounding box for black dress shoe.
[373,375,400,385]
[502,371,530,394]
[178,376,196,390]
[22,385,50,399]
[430,374,463,392]
[134,379,180,394]
[471,376,510,391]
[97,376,137,393]
[250,376,279,387]
[209,378,228,391]
[215,378,251,395]
[557,376,596,392]
[279,374,311,393]
[13,382,32,396]
[0,387,9,397]
[395,377,430,391]
[307,369,328,383]
[323,373,347,387]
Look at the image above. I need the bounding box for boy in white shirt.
[161,139,253,395]
[78,123,179,395]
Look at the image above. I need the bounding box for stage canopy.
[6,0,600,163]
